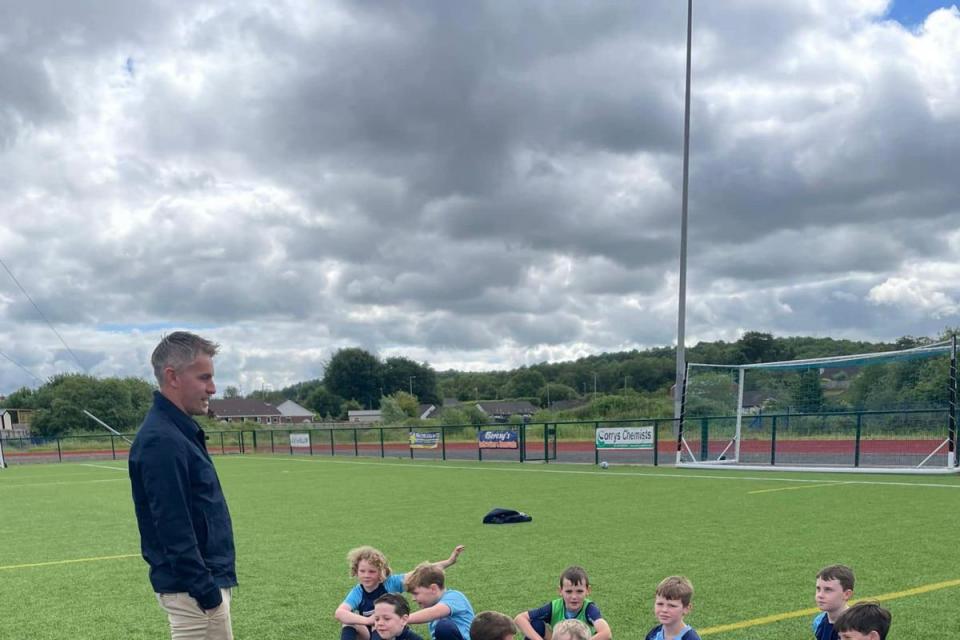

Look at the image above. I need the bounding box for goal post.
[677,337,960,474]
[0,435,7,469]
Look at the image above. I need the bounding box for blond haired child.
[335,545,464,640]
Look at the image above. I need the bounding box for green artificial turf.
[1,456,958,638]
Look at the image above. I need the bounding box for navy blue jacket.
[129,391,237,609]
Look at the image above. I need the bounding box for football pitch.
[2,456,959,639]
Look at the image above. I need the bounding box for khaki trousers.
[156,588,234,640]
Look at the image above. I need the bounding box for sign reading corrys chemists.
[595,425,654,450]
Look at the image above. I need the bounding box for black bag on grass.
[482,507,532,524]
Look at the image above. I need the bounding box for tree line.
[4,331,955,436]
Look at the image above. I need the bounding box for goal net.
[677,337,959,474]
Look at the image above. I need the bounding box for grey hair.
[151,331,220,386]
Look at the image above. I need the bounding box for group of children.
[335,545,892,640]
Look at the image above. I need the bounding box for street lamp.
[409,376,416,395]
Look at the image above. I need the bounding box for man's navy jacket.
[129,391,237,610]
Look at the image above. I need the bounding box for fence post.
[252,431,258,453]
[111,435,116,460]
[854,413,863,467]
[380,428,385,458]
[700,418,709,461]
[353,428,359,457]
[594,423,599,465]
[289,434,293,456]
[441,426,447,461]
[770,416,777,466]
[478,427,483,461]
[270,430,275,454]
[543,423,550,464]
[330,429,335,456]
[57,437,62,462]
[520,422,524,462]
[409,429,414,460]
[220,432,225,455]
[309,430,313,456]
[653,421,659,466]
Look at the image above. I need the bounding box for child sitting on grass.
[372,593,423,640]
[406,562,475,640]
[644,576,700,640]
[336,545,464,640]
[514,566,611,640]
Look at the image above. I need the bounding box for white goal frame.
[675,337,959,475]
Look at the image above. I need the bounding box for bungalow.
[276,399,315,424]
[347,410,382,424]
[208,398,282,425]
[475,400,539,423]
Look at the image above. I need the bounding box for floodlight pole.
[674,0,693,423]
[949,333,957,467]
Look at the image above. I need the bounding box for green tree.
[790,370,824,413]
[503,368,546,398]
[380,391,419,424]
[539,383,578,408]
[304,387,343,420]
[224,386,241,398]
[382,357,440,404]
[324,348,383,409]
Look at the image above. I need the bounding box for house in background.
[347,409,382,424]
[418,404,438,420]
[0,408,32,439]
[475,400,539,423]
[276,399,315,423]
[209,398,282,425]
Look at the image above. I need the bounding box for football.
[600,461,609,469]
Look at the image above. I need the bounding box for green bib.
[549,597,595,631]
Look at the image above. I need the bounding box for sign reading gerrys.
[478,429,519,449]
[595,426,654,450]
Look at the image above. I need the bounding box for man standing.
[129,332,237,639]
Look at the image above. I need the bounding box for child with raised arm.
[834,602,891,640]
[406,562,475,640]
[336,545,464,640]
[514,566,612,640]
[813,565,855,640]
[372,594,424,640]
[644,576,700,640]
[470,611,517,640]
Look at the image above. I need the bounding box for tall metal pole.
[674,0,693,421]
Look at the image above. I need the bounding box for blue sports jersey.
[644,623,701,640]
[428,589,474,640]
[372,626,424,640]
[527,600,603,628]
[343,574,406,617]
[812,612,839,640]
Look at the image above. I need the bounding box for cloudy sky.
[2,0,959,395]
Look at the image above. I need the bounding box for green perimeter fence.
[1,407,956,469]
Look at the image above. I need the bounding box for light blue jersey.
[428,589,474,640]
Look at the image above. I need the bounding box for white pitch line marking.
[225,455,960,489]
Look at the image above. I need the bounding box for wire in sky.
[0,256,87,373]
[0,348,44,385]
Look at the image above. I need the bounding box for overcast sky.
[2,0,959,395]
